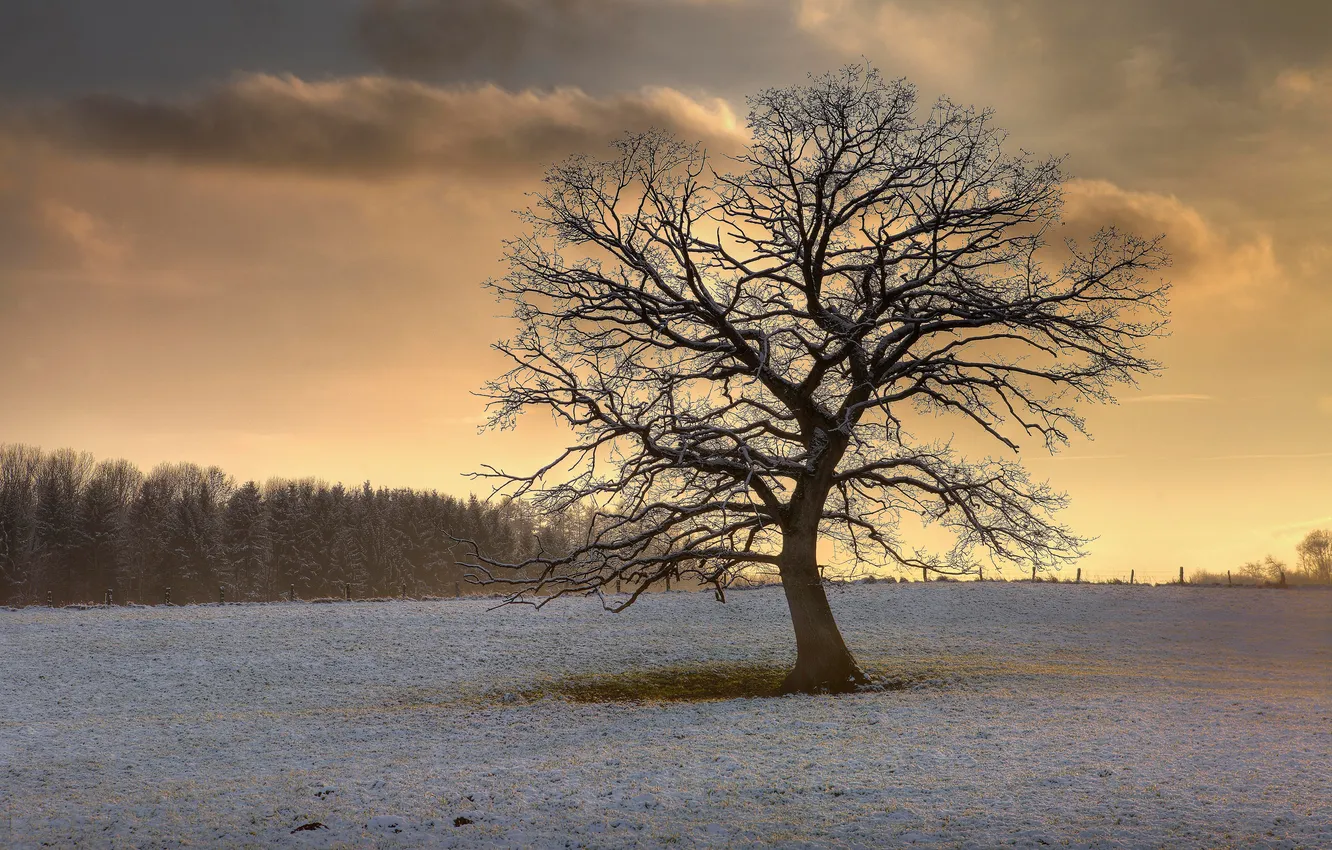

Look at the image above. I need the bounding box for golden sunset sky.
[1,0,1329,581]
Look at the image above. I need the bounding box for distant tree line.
[0,444,587,605]
[1189,530,1332,587]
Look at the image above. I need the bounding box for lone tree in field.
[469,66,1169,693]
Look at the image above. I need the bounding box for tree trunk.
[777,526,867,694]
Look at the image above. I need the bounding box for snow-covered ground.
[2,583,1329,848]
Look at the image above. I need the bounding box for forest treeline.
[5,442,1328,606]
[0,444,586,606]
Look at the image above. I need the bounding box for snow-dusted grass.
[2,584,1329,848]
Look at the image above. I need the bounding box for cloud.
[1206,452,1332,461]
[1266,514,1332,533]
[1120,394,1214,404]
[1049,454,1129,461]
[1271,68,1322,100]
[355,0,630,77]
[794,0,992,89]
[1058,179,1282,301]
[787,2,1332,222]
[794,1,1332,91]
[1266,65,1332,112]
[352,0,836,95]
[40,200,130,271]
[15,74,746,178]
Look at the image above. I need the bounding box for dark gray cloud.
[0,0,366,97]
[12,74,745,177]
[2,1,1327,104]
[356,0,628,77]
[353,0,837,95]
[0,0,835,100]
[1028,0,1332,84]
[350,0,1332,99]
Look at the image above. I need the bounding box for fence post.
[978,564,983,582]
[665,575,671,591]
[1227,570,1232,587]
[105,588,112,606]
[1179,566,1184,585]
[401,583,406,599]
[219,586,225,605]
[1130,569,1134,585]
[165,586,171,605]
[344,582,351,601]
[1031,565,1037,582]
[454,580,461,597]
[1076,567,1081,584]
[46,591,52,607]
[290,584,295,602]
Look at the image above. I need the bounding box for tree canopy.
[471,65,1170,691]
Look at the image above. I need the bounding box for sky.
[1,0,1330,581]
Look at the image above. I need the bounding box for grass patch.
[521,662,791,703]
[492,652,1163,707]
[443,655,1143,708]
[519,662,932,703]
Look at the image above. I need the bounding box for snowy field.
[2,583,1329,848]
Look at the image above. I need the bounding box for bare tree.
[34,448,95,599]
[1239,555,1287,585]
[225,481,273,600]
[467,65,1169,692]
[0,444,43,599]
[1296,529,1331,583]
[80,458,142,601]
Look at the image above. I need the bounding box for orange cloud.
[40,200,130,272]
[795,0,990,89]
[1268,66,1332,106]
[1059,179,1282,303]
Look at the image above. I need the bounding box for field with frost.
[2,583,1330,848]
